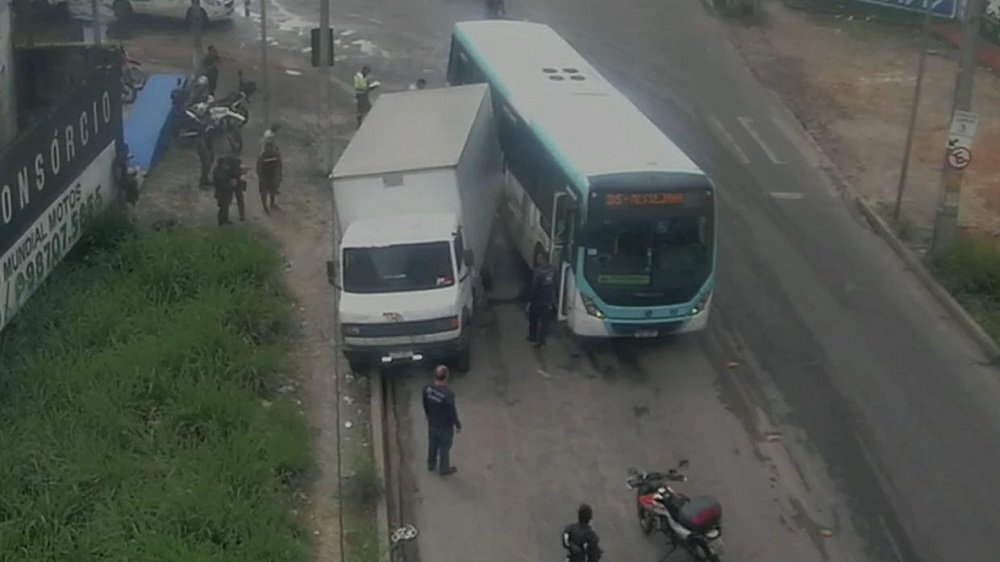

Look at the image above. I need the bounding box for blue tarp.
[123,73,184,172]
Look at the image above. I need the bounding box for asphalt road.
[229,0,1000,560]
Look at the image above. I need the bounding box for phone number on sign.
[7,184,105,307]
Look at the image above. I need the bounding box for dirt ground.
[727,0,1000,244]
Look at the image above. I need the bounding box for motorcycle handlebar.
[626,470,688,488]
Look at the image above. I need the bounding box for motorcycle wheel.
[637,504,655,535]
[121,83,136,104]
[128,68,148,90]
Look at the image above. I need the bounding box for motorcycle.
[119,45,147,104]
[171,73,254,153]
[626,461,724,562]
[211,70,257,127]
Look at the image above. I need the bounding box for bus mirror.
[463,250,475,267]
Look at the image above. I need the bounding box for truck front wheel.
[347,357,369,375]
[454,340,471,373]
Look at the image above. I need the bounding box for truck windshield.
[583,188,715,307]
[343,242,455,294]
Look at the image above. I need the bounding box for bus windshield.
[583,190,714,306]
[343,242,455,294]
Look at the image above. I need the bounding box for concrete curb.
[369,370,392,562]
[763,79,1000,364]
[855,200,1000,364]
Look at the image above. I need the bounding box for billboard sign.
[0,70,122,332]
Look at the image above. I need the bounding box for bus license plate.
[635,330,658,338]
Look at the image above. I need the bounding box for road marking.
[769,191,805,200]
[707,115,751,164]
[738,116,785,165]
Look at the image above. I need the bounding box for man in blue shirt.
[422,365,462,476]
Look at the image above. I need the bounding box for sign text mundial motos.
[0,72,122,332]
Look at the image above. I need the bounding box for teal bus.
[448,20,717,338]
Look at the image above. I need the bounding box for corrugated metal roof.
[332,84,489,179]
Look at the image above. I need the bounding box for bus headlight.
[581,294,604,318]
[692,291,712,315]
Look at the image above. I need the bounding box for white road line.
[738,116,785,165]
[707,115,750,164]
[769,191,805,200]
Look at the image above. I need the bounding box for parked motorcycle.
[626,461,724,562]
[119,45,146,104]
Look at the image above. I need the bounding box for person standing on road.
[202,45,221,95]
[423,365,461,476]
[213,155,247,225]
[196,125,215,189]
[525,251,557,347]
[256,130,283,214]
[562,504,602,562]
[353,65,376,127]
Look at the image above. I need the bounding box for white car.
[107,0,235,25]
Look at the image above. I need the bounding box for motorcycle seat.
[676,495,722,532]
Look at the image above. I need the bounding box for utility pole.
[319,0,332,172]
[931,0,986,259]
[893,0,934,222]
[260,0,270,127]
[190,0,205,73]
[90,0,102,45]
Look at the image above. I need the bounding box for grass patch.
[934,234,1000,342]
[0,221,311,562]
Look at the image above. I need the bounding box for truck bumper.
[343,335,465,368]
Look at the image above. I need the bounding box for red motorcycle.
[626,461,724,561]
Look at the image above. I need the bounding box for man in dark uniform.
[256,130,283,213]
[202,45,221,96]
[422,365,461,476]
[562,504,602,562]
[196,125,215,189]
[525,251,557,347]
[213,155,246,225]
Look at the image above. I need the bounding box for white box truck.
[330,84,503,373]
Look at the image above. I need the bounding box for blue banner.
[854,0,960,19]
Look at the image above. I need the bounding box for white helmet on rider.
[196,75,209,86]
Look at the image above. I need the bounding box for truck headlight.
[342,325,361,336]
[581,294,604,319]
[692,291,712,315]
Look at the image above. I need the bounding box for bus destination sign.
[603,192,685,207]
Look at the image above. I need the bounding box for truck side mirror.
[463,250,475,267]
[326,259,340,288]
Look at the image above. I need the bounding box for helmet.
[196,75,209,86]
[262,129,275,142]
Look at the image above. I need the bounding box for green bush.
[0,225,310,562]
[936,236,1000,298]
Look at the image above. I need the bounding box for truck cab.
[336,213,478,372]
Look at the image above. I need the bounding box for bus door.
[549,190,578,321]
